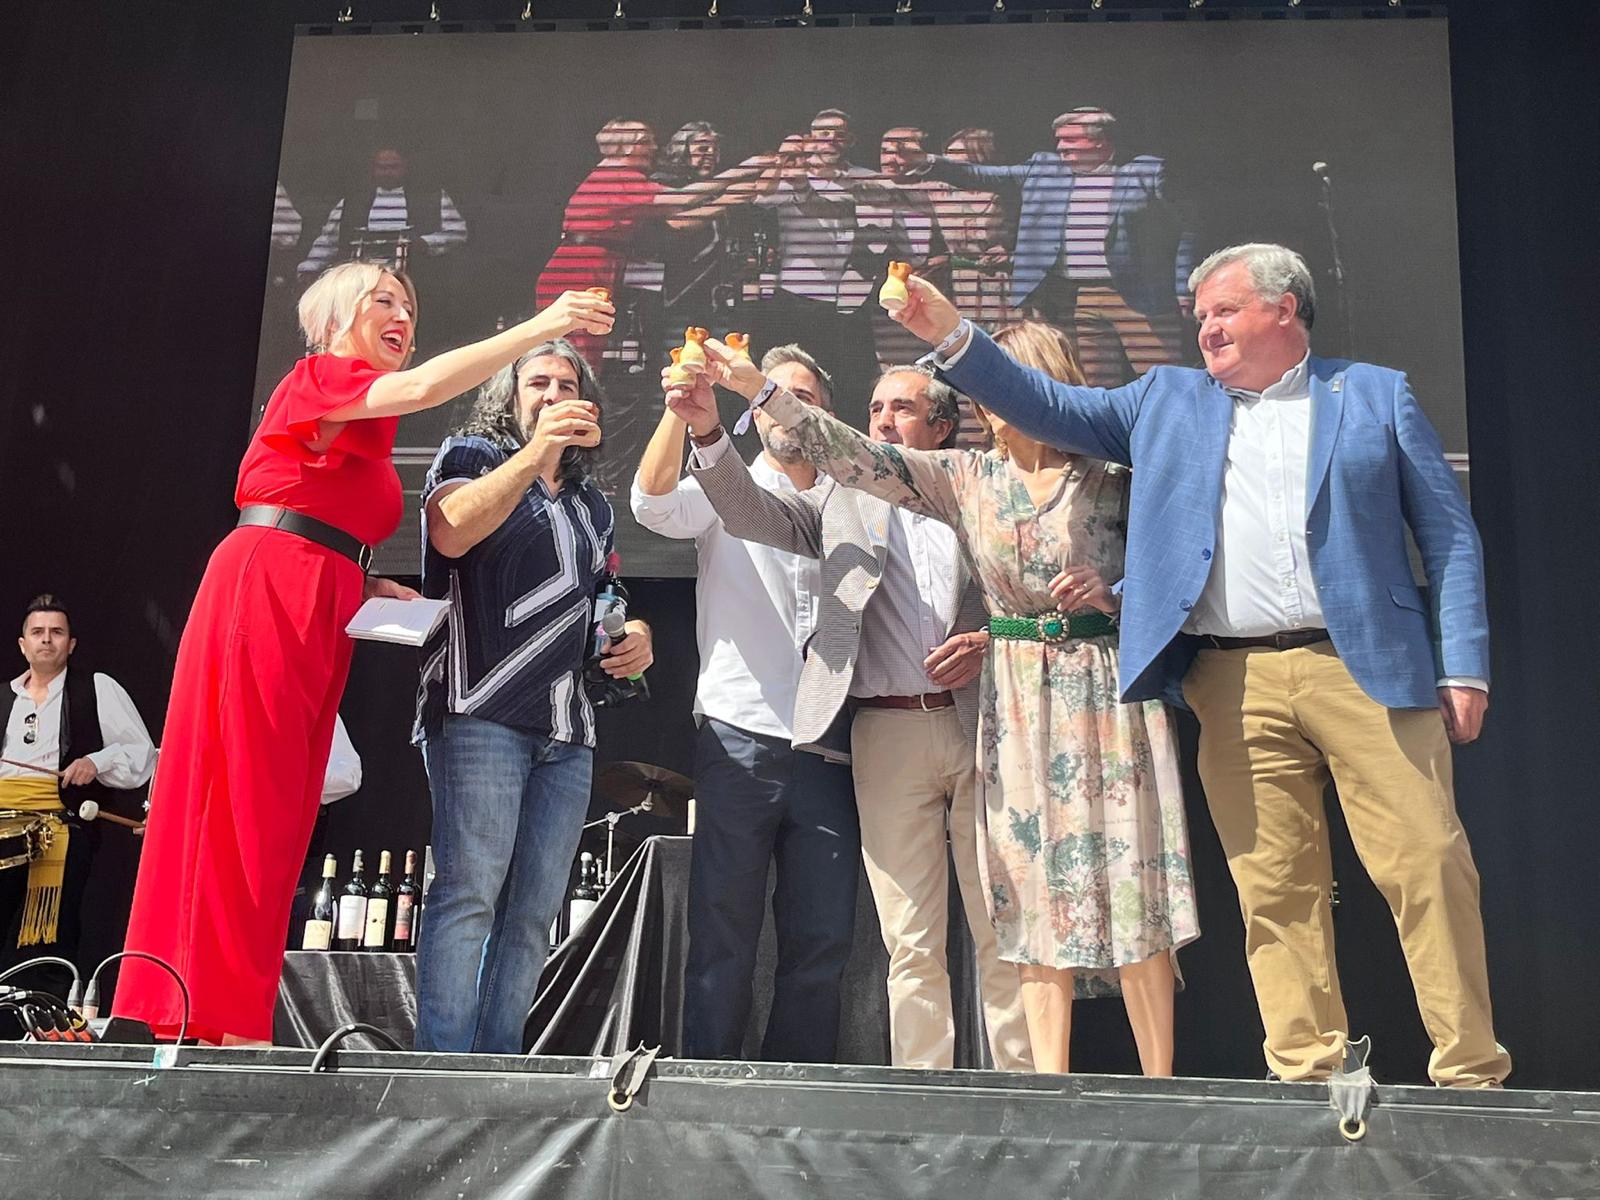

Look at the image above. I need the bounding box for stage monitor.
[255,15,1466,577]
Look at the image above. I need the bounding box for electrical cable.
[310,1022,405,1073]
[82,951,191,1047]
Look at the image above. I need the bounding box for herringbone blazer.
[690,446,984,761]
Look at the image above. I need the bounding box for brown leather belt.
[1204,628,1330,652]
[856,692,955,711]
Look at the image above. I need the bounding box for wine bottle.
[301,854,337,950]
[391,850,420,952]
[363,850,394,951]
[568,852,601,934]
[335,849,369,951]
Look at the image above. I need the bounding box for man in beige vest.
[665,352,1032,1072]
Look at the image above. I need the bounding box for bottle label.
[363,898,390,948]
[302,919,332,951]
[337,895,366,941]
[569,898,599,932]
[393,895,415,940]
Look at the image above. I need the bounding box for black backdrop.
[1,0,1596,1090]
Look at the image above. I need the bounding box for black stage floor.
[0,1043,1595,1199]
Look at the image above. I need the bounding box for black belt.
[237,505,372,572]
[1203,628,1330,652]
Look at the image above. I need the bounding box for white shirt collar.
[11,669,66,701]
[1226,352,1311,403]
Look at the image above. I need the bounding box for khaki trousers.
[1183,642,1511,1086]
[851,706,1034,1071]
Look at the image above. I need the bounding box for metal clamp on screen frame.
[605,1043,662,1113]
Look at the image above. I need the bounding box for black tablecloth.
[276,835,990,1064]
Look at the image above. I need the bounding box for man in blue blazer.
[903,108,1193,387]
[880,243,1509,1087]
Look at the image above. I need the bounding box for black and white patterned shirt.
[414,436,614,747]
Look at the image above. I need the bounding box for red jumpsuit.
[535,165,666,366]
[114,356,400,1043]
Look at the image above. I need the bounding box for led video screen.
[256,17,1465,576]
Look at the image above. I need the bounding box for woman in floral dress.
[675,322,1197,1076]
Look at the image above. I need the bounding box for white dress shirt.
[631,453,825,741]
[1060,164,1115,280]
[1184,355,1323,638]
[321,715,362,805]
[851,507,963,699]
[3,668,155,788]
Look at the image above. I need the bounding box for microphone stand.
[1316,168,1356,355]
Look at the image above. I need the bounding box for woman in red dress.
[536,118,780,365]
[114,263,613,1044]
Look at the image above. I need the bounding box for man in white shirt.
[1,595,154,985]
[661,361,1033,1073]
[298,146,468,281]
[887,244,1509,1087]
[632,345,859,1063]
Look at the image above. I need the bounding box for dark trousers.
[0,821,101,1001]
[683,718,860,1062]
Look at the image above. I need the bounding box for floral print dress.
[780,396,1199,990]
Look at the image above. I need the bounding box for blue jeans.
[683,717,860,1062]
[415,713,593,1054]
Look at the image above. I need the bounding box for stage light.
[429,1,440,18]
[336,4,353,21]
[520,0,532,14]
[801,0,813,19]
[1189,0,1204,8]
[614,0,625,17]
[707,0,718,14]
[1090,0,1103,9]
[896,0,912,12]
[994,0,1005,10]
[1288,0,1302,7]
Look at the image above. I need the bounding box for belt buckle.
[357,544,374,573]
[1035,614,1070,644]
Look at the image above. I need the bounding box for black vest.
[57,666,111,820]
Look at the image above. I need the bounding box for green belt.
[989,611,1118,644]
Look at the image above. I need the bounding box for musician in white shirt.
[1,595,154,984]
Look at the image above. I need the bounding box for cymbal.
[594,761,693,818]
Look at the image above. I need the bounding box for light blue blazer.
[940,328,1489,710]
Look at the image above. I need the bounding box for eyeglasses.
[22,712,37,745]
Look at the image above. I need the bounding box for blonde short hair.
[296,262,418,355]
[596,119,652,158]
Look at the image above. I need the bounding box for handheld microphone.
[600,610,644,683]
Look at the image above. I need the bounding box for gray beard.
[759,424,807,465]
